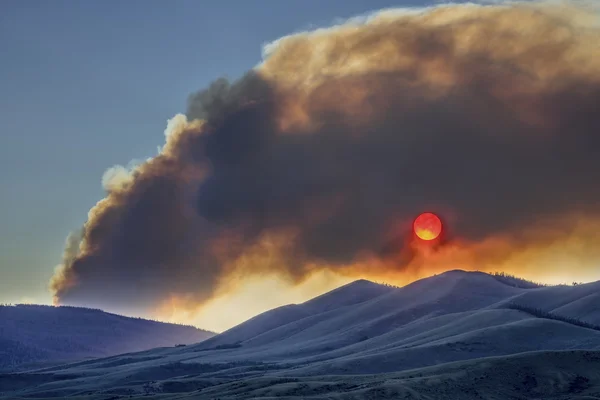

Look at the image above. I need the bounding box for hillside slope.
[196,279,393,350]
[0,304,215,372]
[2,270,600,399]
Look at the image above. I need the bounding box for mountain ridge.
[3,269,600,399]
[0,303,215,372]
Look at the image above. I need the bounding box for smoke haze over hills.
[49,1,600,330]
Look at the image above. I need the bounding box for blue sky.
[0,0,426,304]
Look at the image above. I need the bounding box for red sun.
[413,212,442,241]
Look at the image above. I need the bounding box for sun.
[413,212,442,241]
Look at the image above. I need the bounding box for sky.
[0,0,423,306]
[2,0,599,333]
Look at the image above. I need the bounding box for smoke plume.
[50,1,600,324]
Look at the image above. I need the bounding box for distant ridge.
[1,303,200,328]
[0,304,215,372]
[302,278,394,313]
[491,271,549,289]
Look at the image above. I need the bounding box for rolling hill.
[0,304,215,372]
[2,270,600,399]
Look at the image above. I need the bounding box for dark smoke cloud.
[51,1,600,316]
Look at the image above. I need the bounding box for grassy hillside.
[0,304,214,372]
[2,271,600,399]
[491,272,549,289]
[507,303,600,332]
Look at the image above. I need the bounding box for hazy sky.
[1,0,423,305]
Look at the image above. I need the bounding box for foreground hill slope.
[192,350,600,399]
[191,270,530,357]
[0,304,215,372]
[197,279,394,350]
[2,270,600,399]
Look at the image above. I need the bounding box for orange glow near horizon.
[414,212,442,241]
[152,213,600,332]
[154,270,355,333]
[153,265,600,333]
